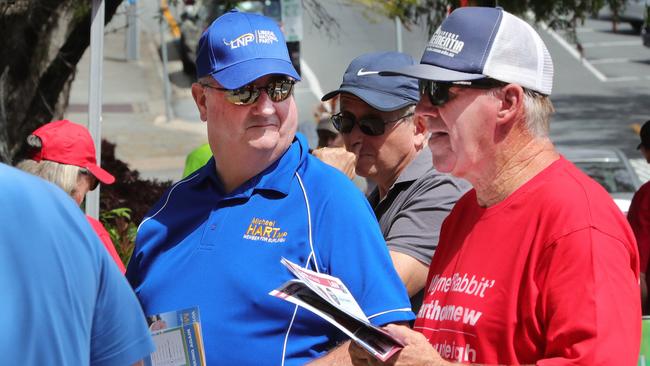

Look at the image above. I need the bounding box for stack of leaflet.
[144,306,206,366]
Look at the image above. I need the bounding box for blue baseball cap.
[321,51,419,112]
[381,7,553,95]
[195,10,300,89]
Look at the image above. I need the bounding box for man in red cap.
[16,119,125,273]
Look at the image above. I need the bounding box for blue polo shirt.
[127,134,414,365]
[0,164,154,366]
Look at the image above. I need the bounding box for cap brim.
[379,64,486,82]
[86,164,115,185]
[322,86,416,112]
[212,58,301,89]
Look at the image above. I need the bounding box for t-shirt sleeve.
[90,251,155,366]
[313,185,415,327]
[88,217,126,274]
[386,176,465,265]
[628,184,650,274]
[535,228,640,366]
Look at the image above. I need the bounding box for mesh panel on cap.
[483,12,553,95]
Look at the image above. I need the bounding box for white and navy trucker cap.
[381,7,554,95]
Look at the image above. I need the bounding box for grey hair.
[16,159,82,196]
[198,76,213,85]
[400,104,416,119]
[522,89,554,137]
[487,87,554,138]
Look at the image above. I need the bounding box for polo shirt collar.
[368,146,433,205]
[394,146,433,185]
[191,134,308,199]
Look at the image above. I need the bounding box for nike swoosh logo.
[357,68,379,76]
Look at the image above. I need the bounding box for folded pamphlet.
[270,258,404,361]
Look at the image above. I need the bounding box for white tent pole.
[86,0,105,219]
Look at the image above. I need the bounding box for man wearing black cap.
[126,10,414,366]
[350,7,640,365]
[322,51,469,312]
[629,119,650,314]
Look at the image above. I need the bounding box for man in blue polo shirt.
[126,10,414,366]
[0,163,155,365]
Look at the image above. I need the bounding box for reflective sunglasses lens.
[358,118,385,136]
[267,80,294,102]
[226,87,259,105]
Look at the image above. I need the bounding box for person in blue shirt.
[0,163,155,366]
[126,10,414,366]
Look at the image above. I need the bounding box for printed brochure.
[269,258,404,361]
[144,306,206,366]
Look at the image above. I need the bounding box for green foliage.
[98,139,173,269]
[345,0,627,37]
[100,207,137,268]
[71,0,91,23]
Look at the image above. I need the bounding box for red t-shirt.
[86,215,126,274]
[415,157,640,365]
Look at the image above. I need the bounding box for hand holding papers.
[270,258,404,361]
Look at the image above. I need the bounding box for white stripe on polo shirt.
[137,173,201,232]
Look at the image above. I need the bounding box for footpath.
[66,6,206,182]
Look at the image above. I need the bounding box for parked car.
[178,0,282,75]
[598,0,649,33]
[558,146,642,213]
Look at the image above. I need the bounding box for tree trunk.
[0,0,122,164]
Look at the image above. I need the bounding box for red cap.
[30,120,115,184]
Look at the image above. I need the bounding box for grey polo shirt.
[367,147,470,310]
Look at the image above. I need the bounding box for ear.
[413,114,429,149]
[191,83,208,122]
[495,83,524,126]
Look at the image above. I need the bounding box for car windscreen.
[573,161,637,194]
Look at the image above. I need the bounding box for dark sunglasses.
[418,78,506,106]
[330,111,414,136]
[79,169,99,191]
[201,78,295,106]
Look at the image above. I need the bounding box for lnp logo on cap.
[223,30,279,50]
[223,33,255,49]
[426,30,465,58]
[255,30,278,44]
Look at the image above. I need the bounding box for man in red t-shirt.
[629,119,650,314]
[350,7,641,365]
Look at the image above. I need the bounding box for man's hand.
[349,324,449,366]
[312,147,356,179]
